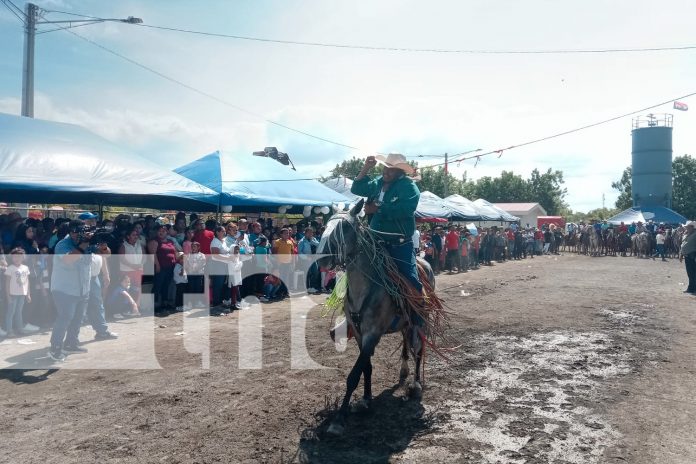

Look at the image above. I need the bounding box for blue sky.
[1,0,695,211]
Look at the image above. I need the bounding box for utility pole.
[21,2,37,117]
[602,193,605,209]
[443,153,449,197]
[17,3,142,118]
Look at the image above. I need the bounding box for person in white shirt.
[210,226,234,312]
[412,228,421,256]
[228,246,245,309]
[87,235,118,340]
[655,230,667,261]
[184,242,207,308]
[173,252,188,312]
[3,248,36,337]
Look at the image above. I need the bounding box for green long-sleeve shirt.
[351,174,419,238]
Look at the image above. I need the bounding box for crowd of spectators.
[0,210,343,358]
[419,222,560,274]
[0,208,566,360]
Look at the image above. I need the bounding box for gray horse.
[317,199,436,436]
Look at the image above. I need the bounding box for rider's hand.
[363,156,378,170]
[364,202,379,215]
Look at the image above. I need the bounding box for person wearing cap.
[679,221,696,294]
[48,220,93,362]
[78,212,98,228]
[351,154,422,292]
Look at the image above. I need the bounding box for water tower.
[631,113,673,208]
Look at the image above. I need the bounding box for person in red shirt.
[192,219,214,255]
[506,228,515,260]
[445,225,460,273]
[618,222,628,234]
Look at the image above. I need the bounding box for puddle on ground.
[400,330,635,463]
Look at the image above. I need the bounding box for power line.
[37,21,107,34]
[60,28,361,151]
[41,8,696,55]
[132,24,696,55]
[41,10,696,182]
[1,0,26,23]
[423,92,696,170]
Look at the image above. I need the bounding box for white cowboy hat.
[374,153,417,176]
[685,221,695,228]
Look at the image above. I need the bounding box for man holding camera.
[48,220,93,362]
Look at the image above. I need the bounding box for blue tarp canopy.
[607,206,687,226]
[175,151,351,213]
[473,198,520,222]
[0,112,219,210]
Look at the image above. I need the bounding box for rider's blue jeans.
[384,239,422,293]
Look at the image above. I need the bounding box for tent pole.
[98,202,104,221]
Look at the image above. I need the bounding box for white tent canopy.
[0,112,219,210]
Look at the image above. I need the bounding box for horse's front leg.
[351,356,373,413]
[327,352,367,436]
[409,328,424,400]
[399,332,410,385]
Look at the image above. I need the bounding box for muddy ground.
[1,253,696,463]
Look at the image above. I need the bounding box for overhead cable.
[423,91,696,169]
[61,28,361,151]
[1,0,26,23]
[42,8,696,55]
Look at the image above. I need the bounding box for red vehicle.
[537,216,565,230]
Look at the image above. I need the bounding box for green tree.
[471,170,531,203]
[611,167,632,210]
[327,157,380,180]
[528,168,568,215]
[585,207,619,221]
[672,154,696,219]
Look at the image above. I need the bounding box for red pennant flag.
[674,101,688,111]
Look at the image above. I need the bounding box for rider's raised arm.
[351,175,380,198]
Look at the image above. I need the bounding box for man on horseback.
[351,154,422,293]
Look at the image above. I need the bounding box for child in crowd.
[182,228,195,255]
[3,248,37,337]
[173,252,188,312]
[32,245,53,328]
[228,245,244,309]
[0,243,6,331]
[107,274,140,318]
[423,234,435,270]
[166,225,183,252]
[260,270,281,302]
[184,241,206,308]
[459,233,469,273]
[237,230,250,253]
[322,268,338,292]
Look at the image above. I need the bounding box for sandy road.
[1,253,695,463]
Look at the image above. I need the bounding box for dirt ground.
[2,252,696,464]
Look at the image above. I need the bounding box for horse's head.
[316,199,364,268]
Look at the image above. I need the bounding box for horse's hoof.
[408,381,423,400]
[326,421,345,436]
[351,398,371,413]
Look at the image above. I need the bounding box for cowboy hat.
[685,221,695,228]
[374,153,417,176]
